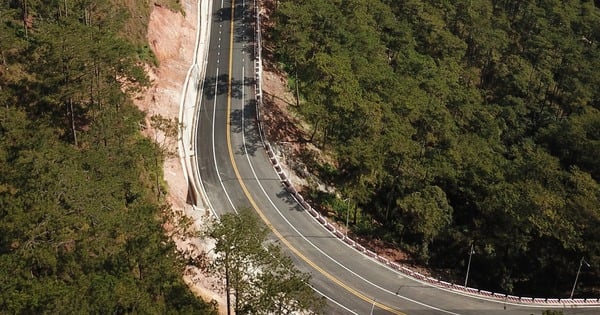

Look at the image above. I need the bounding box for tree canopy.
[0,1,215,313]
[203,210,324,314]
[270,0,600,296]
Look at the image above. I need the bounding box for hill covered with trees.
[270,0,600,296]
[0,1,216,313]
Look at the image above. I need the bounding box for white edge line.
[211,67,237,213]
[238,64,457,314]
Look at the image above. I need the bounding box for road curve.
[193,0,600,314]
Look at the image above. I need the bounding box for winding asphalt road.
[193,0,599,314]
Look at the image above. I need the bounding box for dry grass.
[111,0,185,48]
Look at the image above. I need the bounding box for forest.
[270,0,600,296]
[0,0,216,313]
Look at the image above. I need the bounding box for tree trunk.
[69,98,78,146]
[308,118,319,143]
[294,64,300,107]
[155,154,161,201]
[225,253,231,315]
[22,0,28,38]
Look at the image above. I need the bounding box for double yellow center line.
[223,1,404,314]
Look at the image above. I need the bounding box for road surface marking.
[224,1,405,314]
[211,66,236,212]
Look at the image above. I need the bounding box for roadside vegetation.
[199,210,325,314]
[0,1,215,313]
[269,0,600,296]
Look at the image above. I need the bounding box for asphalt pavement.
[193,0,600,314]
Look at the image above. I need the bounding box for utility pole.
[464,243,475,287]
[344,198,351,238]
[570,257,590,299]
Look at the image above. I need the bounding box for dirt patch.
[134,1,226,313]
[137,0,432,311]
[259,58,434,275]
[257,0,429,277]
[136,2,194,227]
[258,0,332,192]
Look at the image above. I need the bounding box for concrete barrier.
[301,200,310,209]
[426,277,439,284]
[479,290,493,297]
[400,267,413,276]
[493,293,506,300]
[248,1,600,308]
[520,297,533,303]
[412,272,426,280]
[377,256,389,264]
[465,287,479,294]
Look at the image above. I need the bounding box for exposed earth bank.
[135,0,424,312]
[134,1,225,312]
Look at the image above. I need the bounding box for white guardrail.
[177,0,600,308]
[249,0,600,309]
[178,0,214,217]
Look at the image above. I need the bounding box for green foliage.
[0,1,216,313]
[205,210,325,314]
[271,0,600,296]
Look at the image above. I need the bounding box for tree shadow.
[231,98,262,157]
[203,74,229,100]
[8,78,96,145]
[204,75,251,100]
[276,189,303,208]
[215,4,246,23]
[234,8,255,44]
[263,90,295,107]
[260,89,308,143]
[230,78,243,99]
